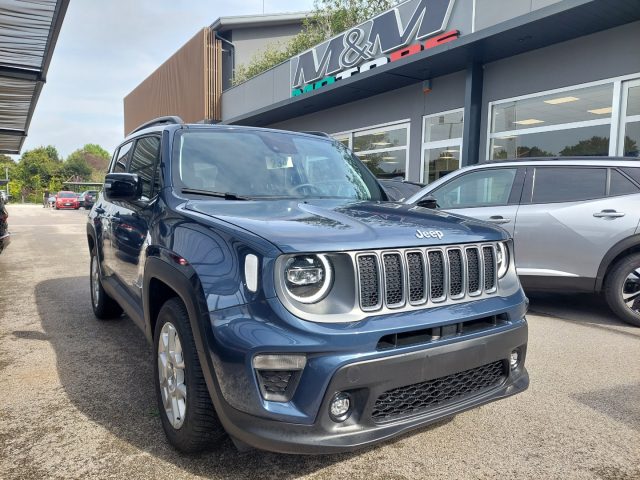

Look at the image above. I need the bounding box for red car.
[55,191,80,210]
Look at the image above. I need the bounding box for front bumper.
[205,302,528,454]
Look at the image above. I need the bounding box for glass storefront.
[332,123,409,179]
[489,83,613,159]
[421,109,464,184]
[488,76,640,160]
[622,82,640,157]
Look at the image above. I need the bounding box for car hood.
[185,198,507,253]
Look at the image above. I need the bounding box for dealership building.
[125,0,640,184]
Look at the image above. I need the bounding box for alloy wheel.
[622,268,640,314]
[158,322,187,429]
[91,256,100,309]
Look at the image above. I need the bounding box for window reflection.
[490,124,611,159]
[358,150,407,179]
[624,123,640,157]
[423,111,464,142]
[492,84,613,133]
[424,146,460,183]
[627,86,640,117]
[353,127,407,152]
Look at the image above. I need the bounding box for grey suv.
[406,158,640,327]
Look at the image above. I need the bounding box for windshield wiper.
[181,188,251,201]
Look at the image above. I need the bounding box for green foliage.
[233,0,399,85]
[66,144,111,182]
[4,144,111,203]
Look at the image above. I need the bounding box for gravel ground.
[0,204,639,480]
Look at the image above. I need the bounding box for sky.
[18,0,315,160]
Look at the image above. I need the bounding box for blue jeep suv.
[87,117,529,454]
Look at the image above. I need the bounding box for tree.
[233,0,399,85]
[12,146,61,202]
[560,136,609,157]
[65,144,110,182]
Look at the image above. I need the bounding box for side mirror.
[104,173,141,201]
[416,195,439,209]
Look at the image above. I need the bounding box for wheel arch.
[143,255,211,355]
[596,234,640,291]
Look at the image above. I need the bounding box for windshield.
[173,130,385,200]
[58,192,76,198]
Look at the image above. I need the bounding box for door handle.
[487,215,511,225]
[593,209,625,218]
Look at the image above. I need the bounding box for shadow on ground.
[526,291,640,335]
[571,383,640,433]
[34,276,449,479]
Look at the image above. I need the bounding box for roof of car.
[466,157,640,169]
[124,118,335,144]
[486,156,637,164]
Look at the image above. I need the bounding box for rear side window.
[609,169,640,196]
[112,142,133,173]
[620,167,640,186]
[532,167,606,203]
[128,136,161,199]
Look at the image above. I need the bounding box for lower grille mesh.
[371,360,506,422]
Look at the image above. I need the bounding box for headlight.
[496,241,510,278]
[284,254,333,303]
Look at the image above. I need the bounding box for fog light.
[329,392,352,422]
[510,350,520,370]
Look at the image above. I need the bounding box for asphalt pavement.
[0,204,638,480]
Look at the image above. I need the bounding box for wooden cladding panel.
[124,28,222,135]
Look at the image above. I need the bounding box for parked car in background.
[87,118,529,454]
[55,191,80,210]
[0,194,9,254]
[379,178,424,201]
[406,157,640,327]
[78,190,99,209]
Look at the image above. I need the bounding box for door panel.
[428,166,523,236]
[110,136,161,301]
[442,205,519,236]
[514,167,640,280]
[102,142,133,276]
[515,196,640,278]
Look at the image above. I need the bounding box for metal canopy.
[224,0,640,127]
[0,0,69,154]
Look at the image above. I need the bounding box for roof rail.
[130,116,184,135]
[302,131,332,138]
[485,156,638,163]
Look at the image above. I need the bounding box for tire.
[153,298,225,453]
[604,253,640,327]
[90,251,123,319]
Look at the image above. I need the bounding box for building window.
[331,122,409,179]
[333,135,351,149]
[421,109,464,184]
[489,83,615,160]
[621,81,640,157]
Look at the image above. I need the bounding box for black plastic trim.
[519,275,595,293]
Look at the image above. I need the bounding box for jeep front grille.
[356,244,498,312]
